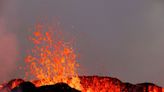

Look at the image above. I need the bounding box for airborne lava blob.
[25,23,82,90]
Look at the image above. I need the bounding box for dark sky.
[1,0,164,86]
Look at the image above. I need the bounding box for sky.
[1,0,164,86]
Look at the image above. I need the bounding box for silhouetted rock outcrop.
[11,82,36,92]
[11,82,80,92]
[38,83,80,92]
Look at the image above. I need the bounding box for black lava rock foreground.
[11,82,81,92]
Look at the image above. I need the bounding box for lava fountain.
[24,23,122,92]
[25,23,82,90]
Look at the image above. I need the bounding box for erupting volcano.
[1,23,164,92]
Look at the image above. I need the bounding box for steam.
[0,0,19,82]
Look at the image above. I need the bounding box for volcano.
[1,23,163,92]
[0,76,164,92]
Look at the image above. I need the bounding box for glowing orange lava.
[25,23,82,90]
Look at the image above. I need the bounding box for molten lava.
[25,23,82,90]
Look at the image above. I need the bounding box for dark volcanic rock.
[38,83,81,92]
[11,82,36,92]
[11,82,80,92]
[121,82,144,92]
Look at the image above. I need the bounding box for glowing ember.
[25,23,82,90]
